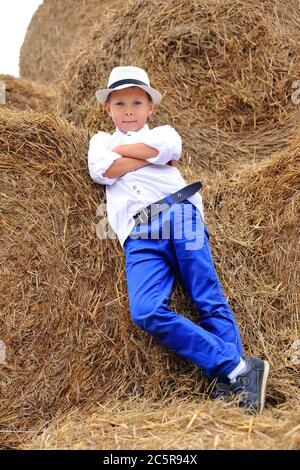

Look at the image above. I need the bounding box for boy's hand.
[167,160,177,167]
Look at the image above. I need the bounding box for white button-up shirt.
[88,124,204,248]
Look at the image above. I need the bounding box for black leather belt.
[133,181,202,226]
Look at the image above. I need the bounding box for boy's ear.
[102,102,111,115]
[148,103,155,116]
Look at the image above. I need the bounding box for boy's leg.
[168,201,243,357]
[124,213,241,378]
[167,201,270,413]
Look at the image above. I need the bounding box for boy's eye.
[134,101,142,105]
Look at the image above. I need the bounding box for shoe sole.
[259,360,270,413]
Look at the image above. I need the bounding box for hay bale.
[57,0,300,171]
[19,0,119,85]
[0,107,205,449]
[24,397,300,450]
[0,74,56,112]
[202,135,300,406]
[0,107,299,448]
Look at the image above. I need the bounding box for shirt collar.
[114,123,149,137]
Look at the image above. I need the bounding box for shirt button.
[136,190,140,194]
[133,185,137,190]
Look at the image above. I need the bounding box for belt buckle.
[136,208,150,224]
[133,200,171,226]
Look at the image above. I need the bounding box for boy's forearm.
[103,156,151,178]
[112,143,159,160]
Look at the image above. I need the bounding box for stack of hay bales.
[57,0,300,172]
[19,0,119,85]
[1,0,300,451]
[0,74,56,112]
[1,108,299,449]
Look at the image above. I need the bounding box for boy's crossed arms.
[103,143,176,178]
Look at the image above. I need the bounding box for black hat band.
[108,79,149,89]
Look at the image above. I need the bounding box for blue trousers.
[124,200,243,378]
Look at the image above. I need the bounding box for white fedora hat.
[95,66,162,105]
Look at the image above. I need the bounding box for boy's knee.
[130,303,162,333]
[131,311,146,330]
[130,307,153,331]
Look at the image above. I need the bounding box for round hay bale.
[19,0,119,85]
[57,0,300,171]
[0,74,57,112]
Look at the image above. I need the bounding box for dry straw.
[0,107,206,449]
[1,0,300,450]
[0,107,299,449]
[19,0,119,85]
[57,0,300,171]
[24,397,300,450]
[0,74,56,112]
[202,136,300,392]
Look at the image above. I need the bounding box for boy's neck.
[116,123,149,135]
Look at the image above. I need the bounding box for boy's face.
[103,86,155,133]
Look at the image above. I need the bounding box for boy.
[88,66,269,413]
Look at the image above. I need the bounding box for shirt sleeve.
[87,132,122,185]
[137,125,182,165]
